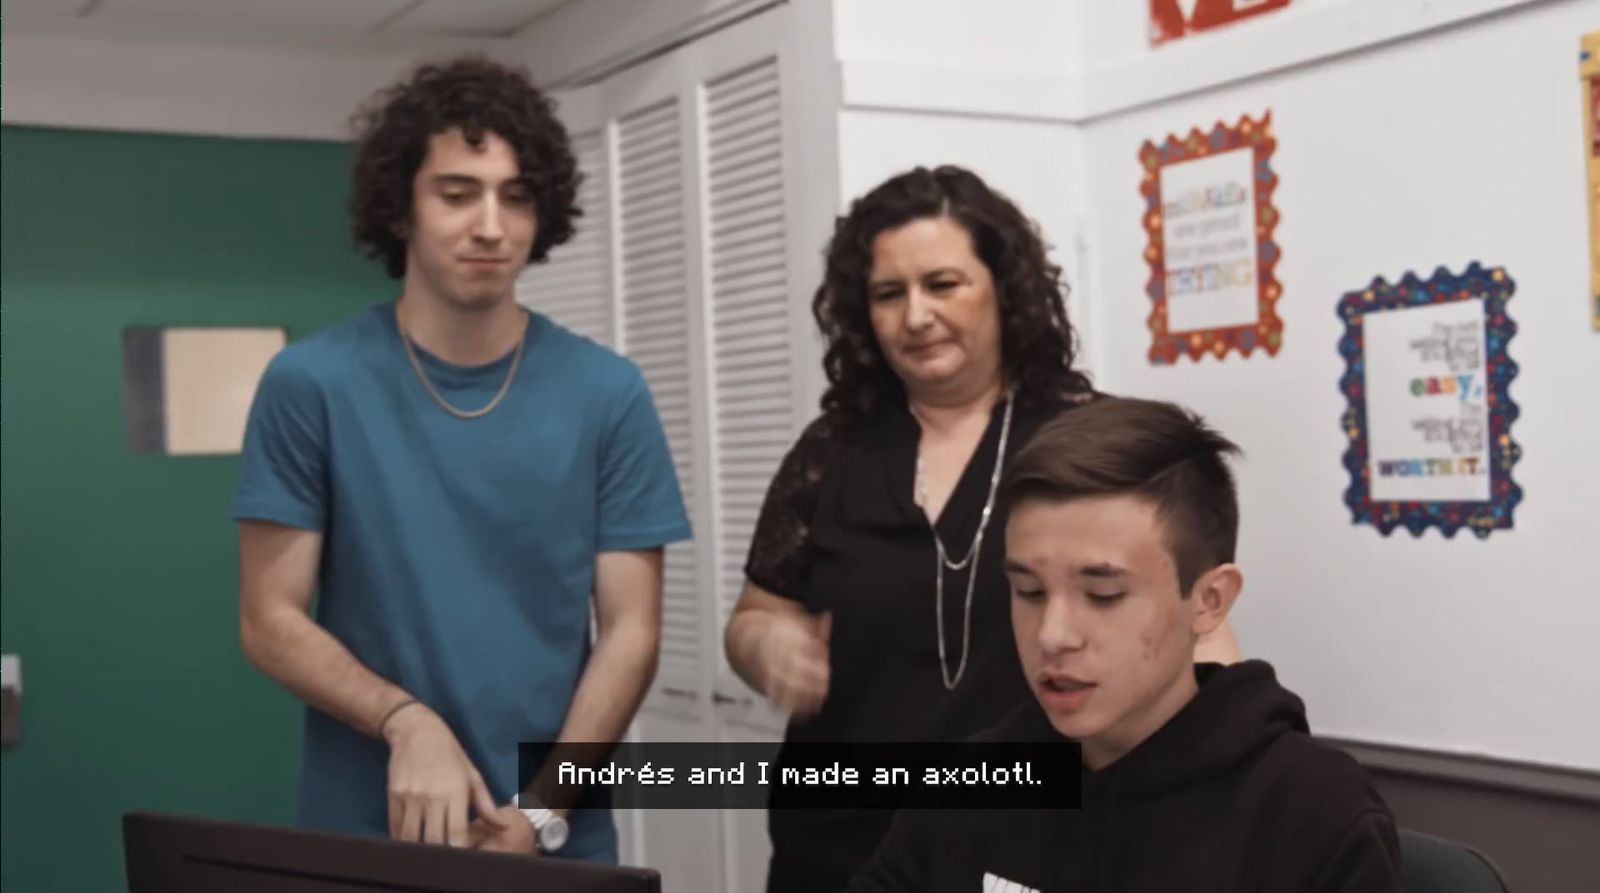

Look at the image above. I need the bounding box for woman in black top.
[724,165,1101,893]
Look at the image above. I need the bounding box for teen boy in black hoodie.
[847,397,1404,893]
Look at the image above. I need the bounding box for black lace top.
[747,395,1078,892]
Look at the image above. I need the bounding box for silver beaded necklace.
[912,393,1016,691]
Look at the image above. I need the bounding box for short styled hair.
[1001,397,1242,594]
[347,55,581,278]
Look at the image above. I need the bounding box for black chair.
[1399,827,1511,893]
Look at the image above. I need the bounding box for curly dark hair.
[348,55,581,279]
[812,165,1093,426]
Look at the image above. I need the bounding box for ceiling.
[5,0,575,43]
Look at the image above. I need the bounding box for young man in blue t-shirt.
[233,57,690,862]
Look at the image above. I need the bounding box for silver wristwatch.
[514,793,569,854]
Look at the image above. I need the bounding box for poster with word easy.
[1140,111,1281,363]
[1337,264,1522,538]
[1149,0,1291,46]
[1582,32,1600,329]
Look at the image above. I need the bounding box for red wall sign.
[1150,0,1291,45]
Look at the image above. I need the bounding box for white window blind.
[515,129,614,346]
[702,58,793,644]
[615,98,704,688]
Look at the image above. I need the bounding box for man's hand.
[470,805,537,854]
[383,704,501,847]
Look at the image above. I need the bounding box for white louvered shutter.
[615,99,703,692]
[703,59,794,653]
[516,130,614,346]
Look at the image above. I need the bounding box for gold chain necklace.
[397,308,527,420]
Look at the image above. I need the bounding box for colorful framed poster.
[1140,111,1281,364]
[1337,263,1522,538]
[1150,0,1291,46]
[1582,32,1600,329]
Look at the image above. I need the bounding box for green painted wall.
[1,125,389,892]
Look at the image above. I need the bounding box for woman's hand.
[760,612,832,717]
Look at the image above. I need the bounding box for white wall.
[833,0,1080,72]
[830,0,1079,121]
[512,0,784,87]
[1079,0,1543,69]
[1077,0,1550,119]
[1082,0,1600,770]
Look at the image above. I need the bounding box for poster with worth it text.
[1140,111,1281,364]
[1149,0,1291,46]
[1337,263,1522,538]
[1582,32,1600,329]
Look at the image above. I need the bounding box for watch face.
[539,817,569,853]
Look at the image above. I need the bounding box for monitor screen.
[123,812,661,893]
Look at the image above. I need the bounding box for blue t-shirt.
[232,302,691,861]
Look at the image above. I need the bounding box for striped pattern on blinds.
[515,129,613,346]
[616,99,702,682]
[703,58,793,638]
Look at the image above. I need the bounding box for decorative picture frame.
[1337,263,1522,538]
[1140,111,1282,364]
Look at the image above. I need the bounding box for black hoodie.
[844,661,1403,893]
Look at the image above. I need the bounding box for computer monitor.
[123,812,661,893]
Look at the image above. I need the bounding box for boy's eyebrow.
[1003,560,1128,577]
[1076,563,1127,578]
[430,174,528,191]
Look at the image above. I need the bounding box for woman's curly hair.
[348,56,581,278]
[812,165,1093,427]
